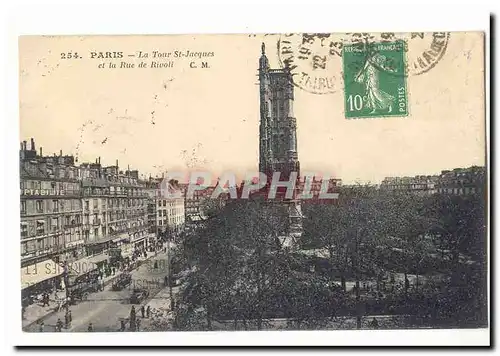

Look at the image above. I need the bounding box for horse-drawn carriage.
[112,272,132,291]
[67,279,100,304]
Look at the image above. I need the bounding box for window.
[22,242,28,255]
[36,200,44,213]
[93,199,98,210]
[50,218,58,232]
[21,223,28,237]
[65,216,71,226]
[85,200,89,210]
[39,238,46,251]
[36,220,45,235]
[21,201,26,214]
[94,228,99,238]
[28,222,35,237]
[52,200,59,212]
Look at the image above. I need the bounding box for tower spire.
[261,42,266,55]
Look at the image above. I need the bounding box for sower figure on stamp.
[355,53,396,114]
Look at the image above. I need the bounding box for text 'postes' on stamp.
[342,41,409,119]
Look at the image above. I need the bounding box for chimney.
[116,159,118,168]
[20,142,23,150]
[95,158,98,164]
[31,138,35,151]
[98,157,101,164]
[23,140,27,150]
[40,147,43,156]
[60,150,62,156]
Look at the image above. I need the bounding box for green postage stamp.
[342,40,408,119]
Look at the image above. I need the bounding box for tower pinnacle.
[261,42,265,55]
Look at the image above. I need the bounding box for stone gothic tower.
[258,43,302,243]
[258,42,300,182]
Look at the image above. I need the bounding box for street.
[24,250,173,332]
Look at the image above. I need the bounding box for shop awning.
[121,249,134,258]
[132,235,146,243]
[66,254,108,277]
[88,253,109,264]
[21,259,63,290]
[112,234,129,243]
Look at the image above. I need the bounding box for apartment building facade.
[20,140,85,268]
[20,138,154,294]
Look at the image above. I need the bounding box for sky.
[19,33,486,184]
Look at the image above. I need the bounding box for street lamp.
[163,228,174,311]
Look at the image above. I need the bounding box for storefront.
[132,234,147,251]
[65,253,108,285]
[21,259,64,306]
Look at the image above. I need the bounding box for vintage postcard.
[18,32,488,343]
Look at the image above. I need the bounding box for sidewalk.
[21,249,162,329]
[140,286,179,331]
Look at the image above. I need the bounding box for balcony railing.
[63,222,83,229]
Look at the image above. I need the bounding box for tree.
[425,193,486,281]
[179,196,326,330]
[378,191,432,296]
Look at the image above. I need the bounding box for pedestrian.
[136,317,141,332]
[38,321,44,332]
[88,323,94,332]
[120,319,126,331]
[112,267,116,276]
[68,310,72,323]
[141,305,145,318]
[371,317,379,329]
[56,318,63,332]
[405,277,410,292]
[42,293,48,307]
[64,312,71,329]
[146,305,151,318]
[130,306,137,331]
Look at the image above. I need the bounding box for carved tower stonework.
[258,43,302,244]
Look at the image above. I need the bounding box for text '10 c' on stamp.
[342,40,409,119]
